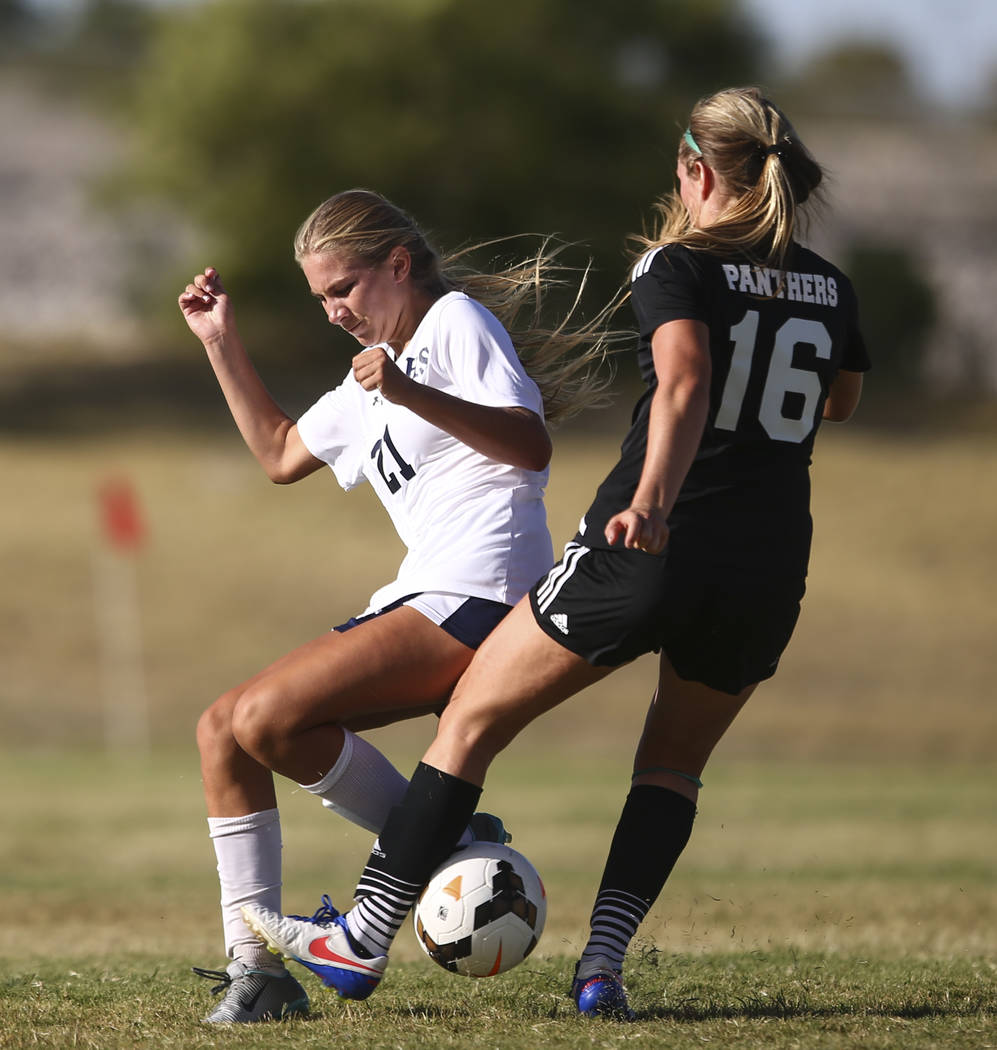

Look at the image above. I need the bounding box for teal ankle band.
[633,766,703,789]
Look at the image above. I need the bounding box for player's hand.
[178,267,233,345]
[352,347,413,402]
[604,504,669,554]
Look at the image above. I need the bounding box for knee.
[196,690,239,761]
[435,696,510,771]
[229,683,284,766]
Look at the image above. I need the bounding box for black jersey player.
[243,88,870,1019]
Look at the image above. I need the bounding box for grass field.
[1,418,995,1046]
[1,753,993,1047]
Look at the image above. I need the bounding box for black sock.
[346,762,481,955]
[578,785,696,975]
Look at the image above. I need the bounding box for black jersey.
[580,242,870,573]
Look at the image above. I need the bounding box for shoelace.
[191,966,233,995]
[288,893,341,927]
[287,894,379,961]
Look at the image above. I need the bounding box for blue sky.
[743,0,997,107]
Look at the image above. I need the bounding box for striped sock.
[345,762,482,957]
[346,864,422,956]
[576,785,696,980]
[577,889,648,976]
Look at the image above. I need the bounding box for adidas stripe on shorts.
[528,538,804,696]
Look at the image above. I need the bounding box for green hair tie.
[683,128,702,155]
[633,765,704,789]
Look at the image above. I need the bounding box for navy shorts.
[334,592,512,650]
[529,541,805,695]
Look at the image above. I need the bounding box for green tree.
[106,0,764,353]
[777,41,918,119]
[0,0,38,58]
[844,240,937,389]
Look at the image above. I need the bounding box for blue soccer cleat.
[242,895,387,1001]
[570,966,635,1020]
[468,811,512,844]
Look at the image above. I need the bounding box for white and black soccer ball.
[413,841,546,977]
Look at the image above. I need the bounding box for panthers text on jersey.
[580,242,871,572]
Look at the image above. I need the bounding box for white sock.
[299,729,409,834]
[207,808,285,972]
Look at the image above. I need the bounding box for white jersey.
[296,291,554,611]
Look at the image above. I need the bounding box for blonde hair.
[633,87,825,269]
[295,189,624,424]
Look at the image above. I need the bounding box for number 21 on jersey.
[370,426,415,494]
[715,310,832,443]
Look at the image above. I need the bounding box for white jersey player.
[178,189,615,1024]
[297,289,553,613]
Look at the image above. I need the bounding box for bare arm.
[352,347,552,472]
[823,368,864,422]
[604,319,712,553]
[179,268,324,484]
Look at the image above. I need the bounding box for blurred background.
[1,0,996,764]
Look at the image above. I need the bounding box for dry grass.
[3,419,993,760]
[1,420,994,1047]
[3,950,993,1050]
[0,752,993,966]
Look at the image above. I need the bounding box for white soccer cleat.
[242,895,387,1000]
[193,960,309,1023]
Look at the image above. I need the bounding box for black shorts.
[529,541,805,695]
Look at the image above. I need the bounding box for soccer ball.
[413,841,546,977]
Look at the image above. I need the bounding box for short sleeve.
[630,244,710,339]
[432,297,544,415]
[295,378,367,490]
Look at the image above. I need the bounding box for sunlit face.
[300,250,408,348]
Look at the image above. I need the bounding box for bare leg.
[230,607,476,787]
[198,689,279,818]
[630,652,755,802]
[198,607,477,967]
[425,599,614,785]
[333,599,611,959]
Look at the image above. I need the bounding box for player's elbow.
[502,412,552,472]
[660,370,711,424]
[264,453,317,484]
[521,430,553,472]
[823,402,856,423]
[261,459,298,484]
[823,371,863,423]
[264,438,320,484]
